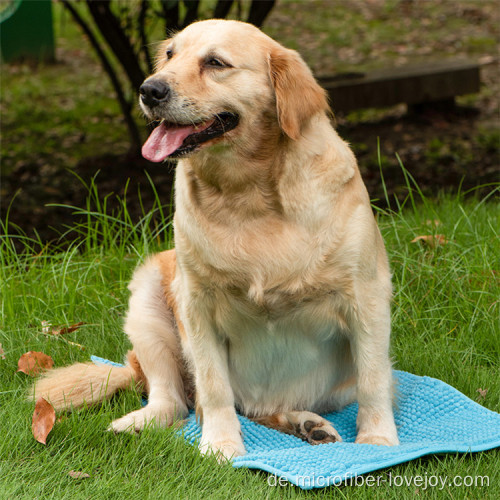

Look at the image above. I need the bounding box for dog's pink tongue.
[142,122,196,162]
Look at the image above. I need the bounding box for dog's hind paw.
[108,404,186,434]
[298,415,342,445]
[254,410,342,445]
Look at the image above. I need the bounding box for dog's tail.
[29,351,147,412]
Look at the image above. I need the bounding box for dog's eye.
[166,49,173,60]
[205,57,227,68]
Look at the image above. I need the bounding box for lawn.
[1,183,498,499]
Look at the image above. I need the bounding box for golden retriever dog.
[32,19,399,460]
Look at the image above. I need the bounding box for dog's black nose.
[139,79,171,107]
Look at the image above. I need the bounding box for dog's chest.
[214,278,349,338]
[217,290,351,414]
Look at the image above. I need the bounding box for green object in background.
[0,0,55,63]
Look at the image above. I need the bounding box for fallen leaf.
[425,219,441,227]
[17,351,54,376]
[477,388,488,400]
[411,235,448,247]
[68,470,91,479]
[32,398,56,444]
[51,322,85,336]
[0,343,5,360]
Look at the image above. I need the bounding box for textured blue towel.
[91,357,500,489]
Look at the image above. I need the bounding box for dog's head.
[140,20,328,162]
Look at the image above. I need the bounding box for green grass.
[0,178,498,498]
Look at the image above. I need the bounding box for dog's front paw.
[108,404,186,434]
[198,406,246,462]
[199,434,246,462]
[355,432,399,446]
[355,407,399,446]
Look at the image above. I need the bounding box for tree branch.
[247,0,275,27]
[160,0,181,35]
[213,0,234,19]
[138,0,153,74]
[182,0,200,28]
[86,0,145,92]
[61,0,142,154]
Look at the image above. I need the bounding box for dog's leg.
[253,411,342,444]
[109,256,189,433]
[350,282,399,446]
[176,288,245,461]
[191,328,245,461]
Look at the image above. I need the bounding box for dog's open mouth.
[142,112,239,162]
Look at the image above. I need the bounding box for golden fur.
[32,20,399,460]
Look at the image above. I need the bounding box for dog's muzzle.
[139,78,240,163]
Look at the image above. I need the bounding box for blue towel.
[92,357,500,489]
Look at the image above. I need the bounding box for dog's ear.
[268,48,329,140]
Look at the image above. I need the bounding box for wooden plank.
[317,60,481,113]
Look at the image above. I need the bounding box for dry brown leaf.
[32,398,56,445]
[51,322,85,336]
[68,470,91,480]
[17,351,54,376]
[411,234,448,247]
[425,219,441,227]
[477,388,488,400]
[0,343,5,360]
